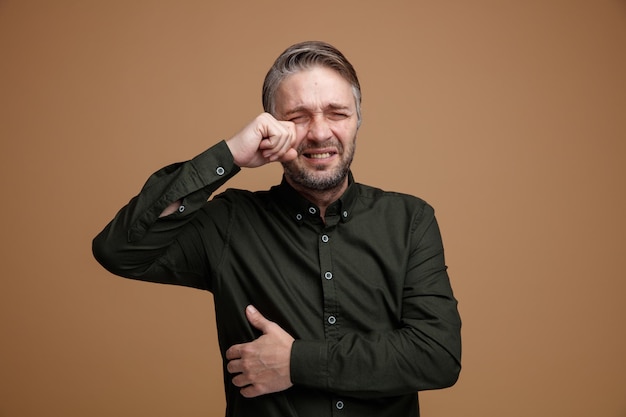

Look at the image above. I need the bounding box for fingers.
[226,113,298,168]
[224,306,272,362]
[227,368,266,398]
[225,356,244,380]
[226,359,262,398]
[225,344,241,361]
[258,118,297,162]
[224,305,295,398]
[224,345,261,395]
[224,345,250,388]
[224,305,265,363]
[240,384,264,398]
[245,304,273,333]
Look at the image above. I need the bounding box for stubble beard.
[282,140,356,192]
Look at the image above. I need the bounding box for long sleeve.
[289,203,461,398]
[93,148,460,415]
[92,140,240,288]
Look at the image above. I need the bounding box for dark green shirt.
[93,140,461,417]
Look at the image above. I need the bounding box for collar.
[270,172,358,225]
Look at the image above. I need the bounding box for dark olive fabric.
[93,140,461,417]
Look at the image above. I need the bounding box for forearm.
[291,208,461,398]
[92,140,240,281]
[290,308,461,398]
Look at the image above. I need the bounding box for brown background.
[1,1,625,416]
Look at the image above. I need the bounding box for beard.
[282,139,356,191]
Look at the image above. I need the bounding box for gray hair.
[262,41,362,126]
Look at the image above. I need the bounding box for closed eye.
[289,115,309,124]
[328,112,349,120]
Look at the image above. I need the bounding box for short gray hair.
[262,41,362,126]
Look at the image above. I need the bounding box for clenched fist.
[226,113,299,168]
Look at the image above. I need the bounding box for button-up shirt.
[93,140,461,417]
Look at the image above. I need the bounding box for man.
[93,40,461,417]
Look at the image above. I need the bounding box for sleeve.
[92,140,240,289]
[290,203,462,398]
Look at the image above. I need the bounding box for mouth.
[304,152,334,159]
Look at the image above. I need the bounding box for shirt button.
[296,213,303,221]
[308,206,317,215]
[324,271,333,280]
[336,400,344,410]
[216,166,225,175]
[178,205,185,213]
[321,234,329,243]
[342,210,348,218]
[327,315,336,325]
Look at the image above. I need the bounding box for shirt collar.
[271,172,358,224]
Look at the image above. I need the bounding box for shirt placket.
[318,230,338,340]
[317,220,346,414]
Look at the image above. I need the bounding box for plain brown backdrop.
[1,1,625,416]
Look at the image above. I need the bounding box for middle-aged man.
[93,40,461,417]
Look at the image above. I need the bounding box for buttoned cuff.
[128,140,240,242]
[189,140,239,185]
[290,340,328,389]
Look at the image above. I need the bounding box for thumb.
[245,305,272,333]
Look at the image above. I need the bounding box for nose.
[306,115,332,142]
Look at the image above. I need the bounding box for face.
[274,66,359,192]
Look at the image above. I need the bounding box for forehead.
[275,66,354,113]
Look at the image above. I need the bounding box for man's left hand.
[225,305,295,398]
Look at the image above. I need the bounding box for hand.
[226,113,299,168]
[225,305,295,398]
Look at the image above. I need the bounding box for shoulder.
[354,182,433,214]
[350,183,440,243]
[211,187,275,210]
[213,187,262,203]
